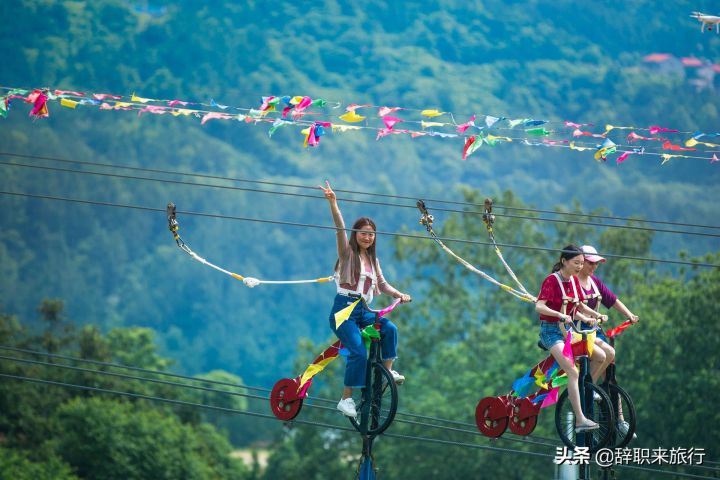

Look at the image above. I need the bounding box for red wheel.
[509,398,539,436]
[475,396,509,438]
[270,378,303,421]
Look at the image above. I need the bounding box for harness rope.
[166,203,335,287]
[416,199,536,303]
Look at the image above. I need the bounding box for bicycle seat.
[537,341,548,351]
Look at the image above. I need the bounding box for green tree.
[53,396,249,480]
[0,447,78,480]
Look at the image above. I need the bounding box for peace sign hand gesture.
[319,180,336,203]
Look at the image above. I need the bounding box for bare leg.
[589,343,607,383]
[342,387,353,400]
[383,359,394,371]
[591,340,614,383]
[548,343,592,425]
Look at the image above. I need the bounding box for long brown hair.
[335,217,377,281]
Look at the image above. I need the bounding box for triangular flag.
[334,298,361,328]
[131,93,152,103]
[421,120,445,128]
[421,109,445,118]
[339,111,366,123]
[587,331,596,357]
[540,387,560,408]
[562,330,574,362]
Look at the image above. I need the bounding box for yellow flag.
[131,93,152,103]
[487,134,512,143]
[421,120,445,128]
[534,368,548,389]
[334,298,360,329]
[290,96,303,105]
[569,142,591,152]
[115,102,132,108]
[298,364,324,389]
[421,109,445,117]
[171,108,194,116]
[587,331,596,357]
[339,111,366,123]
[661,154,675,165]
[685,138,698,147]
[60,98,78,108]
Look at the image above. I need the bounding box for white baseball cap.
[581,245,606,263]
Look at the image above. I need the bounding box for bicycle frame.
[270,298,402,421]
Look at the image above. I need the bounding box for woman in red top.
[535,245,608,432]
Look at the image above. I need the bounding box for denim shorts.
[596,328,608,344]
[539,321,566,349]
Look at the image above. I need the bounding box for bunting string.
[3,85,719,165]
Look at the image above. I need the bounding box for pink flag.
[616,152,631,164]
[376,128,408,140]
[378,106,401,117]
[28,90,49,118]
[627,132,664,143]
[565,121,593,129]
[712,154,719,163]
[140,105,168,115]
[540,387,560,408]
[572,129,605,138]
[201,112,233,124]
[456,115,476,134]
[54,90,85,97]
[562,330,573,362]
[93,93,123,100]
[649,125,679,135]
[346,103,371,112]
[305,124,318,147]
[382,116,403,129]
[167,100,189,107]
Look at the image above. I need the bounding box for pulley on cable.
[416,199,536,303]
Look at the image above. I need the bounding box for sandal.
[575,420,599,432]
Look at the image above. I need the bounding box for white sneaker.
[337,397,357,417]
[618,420,637,440]
[390,370,405,384]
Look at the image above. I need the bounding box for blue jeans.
[328,294,398,388]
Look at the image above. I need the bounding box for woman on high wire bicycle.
[535,245,610,432]
[320,181,412,418]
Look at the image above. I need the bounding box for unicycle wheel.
[555,382,615,453]
[349,363,398,436]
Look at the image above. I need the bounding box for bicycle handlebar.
[362,298,409,317]
[564,321,599,335]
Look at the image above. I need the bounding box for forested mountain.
[1,1,719,477]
